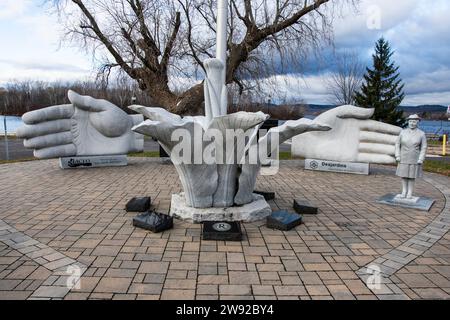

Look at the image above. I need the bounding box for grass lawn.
[0,158,35,165]
[3,152,449,177]
[128,151,160,158]
[423,160,450,177]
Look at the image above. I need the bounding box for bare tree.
[47,0,357,115]
[326,51,364,105]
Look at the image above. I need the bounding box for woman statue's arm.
[395,132,402,162]
[418,132,427,164]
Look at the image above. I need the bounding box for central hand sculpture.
[17,91,144,158]
[130,57,331,209]
[292,106,402,164]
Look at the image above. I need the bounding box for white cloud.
[1,0,449,107]
[0,0,30,20]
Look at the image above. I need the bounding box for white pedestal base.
[170,193,272,223]
[377,194,435,212]
[393,195,419,204]
[59,155,128,169]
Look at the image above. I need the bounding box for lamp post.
[0,88,9,160]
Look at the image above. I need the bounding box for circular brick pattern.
[0,158,449,300]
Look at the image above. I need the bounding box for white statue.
[129,0,331,215]
[16,91,144,159]
[131,103,330,209]
[395,114,427,201]
[292,105,402,164]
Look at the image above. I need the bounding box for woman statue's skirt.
[396,163,423,179]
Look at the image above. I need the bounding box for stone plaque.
[267,211,303,231]
[305,159,370,175]
[202,221,243,241]
[59,155,127,169]
[377,194,435,212]
[126,197,152,212]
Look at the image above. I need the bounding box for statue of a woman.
[395,114,427,201]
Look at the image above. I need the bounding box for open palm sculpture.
[17,91,144,158]
[292,106,401,164]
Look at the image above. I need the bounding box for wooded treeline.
[0,79,154,116]
[0,79,304,120]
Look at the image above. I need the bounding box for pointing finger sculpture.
[292,105,402,164]
[17,91,144,159]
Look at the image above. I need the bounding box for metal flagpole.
[216,0,228,115]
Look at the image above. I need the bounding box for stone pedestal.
[170,193,272,223]
[59,155,127,169]
[377,193,435,212]
[305,159,370,175]
[202,222,243,241]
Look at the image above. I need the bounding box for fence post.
[444,134,447,157]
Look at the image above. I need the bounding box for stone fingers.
[16,119,73,139]
[22,105,74,125]
[360,120,401,135]
[360,131,398,144]
[357,153,396,164]
[33,144,77,159]
[359,142,395,155]
[24,132,74,149]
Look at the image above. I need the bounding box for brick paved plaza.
[0,158,449,300]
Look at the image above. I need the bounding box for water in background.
[0,116,23,135]
[420,120,450,135]
[1,115,449,136]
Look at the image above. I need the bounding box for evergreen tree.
[355,38,406,126]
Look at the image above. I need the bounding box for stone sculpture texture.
[292,105,402,164]
[395,114,427,200]
[17,91,144,158]
[14,0,406,222]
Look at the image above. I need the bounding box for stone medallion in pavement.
[0,158,449,300]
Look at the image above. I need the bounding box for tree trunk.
[145,81,205,116]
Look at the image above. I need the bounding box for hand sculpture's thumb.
[68,90,131,138]
[335,105,375,120]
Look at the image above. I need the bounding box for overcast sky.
[1,0,449,106]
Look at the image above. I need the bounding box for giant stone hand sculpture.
[16,91,144,159]
[292,106,402,164]
[131,101,330,210]
[128,0,331,220]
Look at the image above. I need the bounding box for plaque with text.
[59,155,128,169]
[305,159,370,175]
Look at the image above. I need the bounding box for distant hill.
[292,104,448,119]
[298,104,447,113]
[233,103,448,120]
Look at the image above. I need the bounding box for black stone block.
[126,197,151,212]
[267,211,303,231]
[133,211,173,233]
[202,222,243,241]
[293,199,318,215]
[254,190,276,201]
